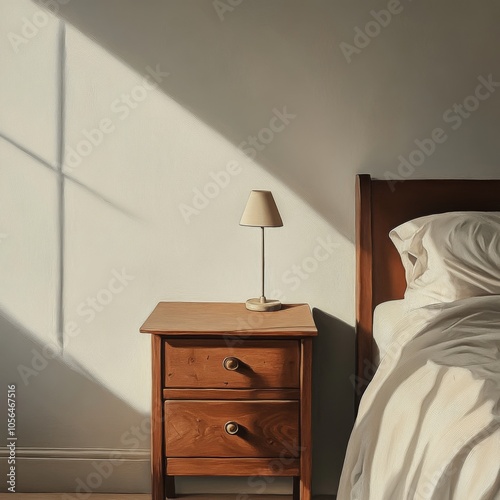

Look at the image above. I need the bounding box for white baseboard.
[0,447,150,494]
[0,446,150,460]
[0,447,291,495]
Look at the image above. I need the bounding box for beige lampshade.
[240,190,283,227]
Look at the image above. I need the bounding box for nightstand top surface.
[140,302,317,337]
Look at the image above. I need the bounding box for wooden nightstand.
[140,302,317,500]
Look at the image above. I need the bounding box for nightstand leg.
[165,475,176,498]
[300,339,313,500]
[299,475,311,500]
[152,336,166,500]
[152,476,164,500]
[292,476,300,500]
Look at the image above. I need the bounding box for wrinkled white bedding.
[373,300,437,366]
[338,295,500,500]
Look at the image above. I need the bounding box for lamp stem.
[261,226,265,301]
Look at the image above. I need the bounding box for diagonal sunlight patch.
[3,3,354,413]
[0,140,59,346]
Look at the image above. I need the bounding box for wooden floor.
[0,496,279,500]
[0,495,335,500]
[0,496,276,500]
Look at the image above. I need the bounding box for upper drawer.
[164,339,299,389]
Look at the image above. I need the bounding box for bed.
[338,174,500,499]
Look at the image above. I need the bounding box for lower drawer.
[164,400,299,458]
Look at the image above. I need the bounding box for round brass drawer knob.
[222,356,239,371]
[225,421,239,435]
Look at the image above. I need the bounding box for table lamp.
[240,190,283,312]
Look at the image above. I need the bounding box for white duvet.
[338,295,500,500]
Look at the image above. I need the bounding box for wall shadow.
[32,0,500,241]
[0,307,147,452]
[311,308,355,494]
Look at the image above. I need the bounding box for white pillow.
[389,212,500,308]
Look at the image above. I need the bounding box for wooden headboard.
[355,173,500,407]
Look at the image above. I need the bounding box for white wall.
[1,0,499,496]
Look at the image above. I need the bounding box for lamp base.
[245,297,281,312]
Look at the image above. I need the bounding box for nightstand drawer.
[164,339,299,389]
[164,400,299,458]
